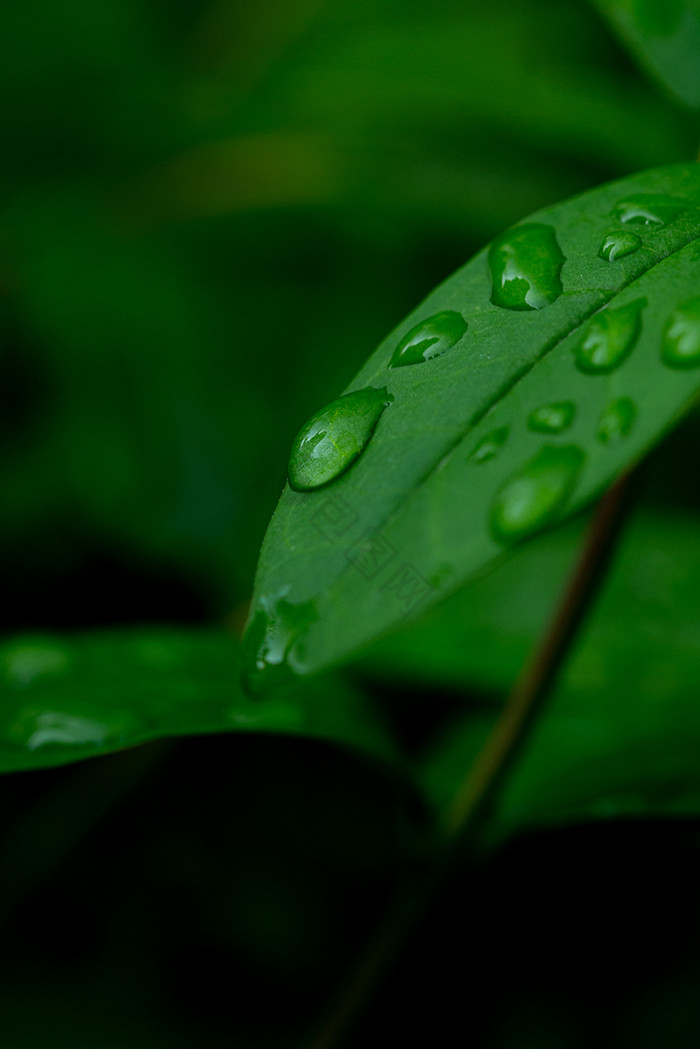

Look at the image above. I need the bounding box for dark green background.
[3,0,700,1045]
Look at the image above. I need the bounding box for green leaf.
[591,0,700,109]
[403,505,700,832]
[244,163,700,688]
[0,628,398,773]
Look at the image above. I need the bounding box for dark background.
[2,0,700,1045]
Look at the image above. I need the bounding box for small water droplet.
[288,387,393,492]
[4,703,142,751]
[241,591,317,694]
[488,223,564,312]
[598,231,642,262]
[469,427,509,463]
[389,310,467,368]
[490,445,585,544]
[597,398,637,444]
[527,401,576,434]
[661,296,700,369]
[612,194,683,227]
[574,298,646,374]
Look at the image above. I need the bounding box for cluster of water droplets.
[471,191,695,543]
[597,193,684,262]
[283,187,697,551]
[286,307,471,491]
[286,222,570,492]
[240,184,700,691]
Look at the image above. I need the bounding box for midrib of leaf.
[324,227,700,591]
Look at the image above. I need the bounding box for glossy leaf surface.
[245,164,700,687]
[0,629,397,773]
[592,0,700,109]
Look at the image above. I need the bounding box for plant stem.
[443,470,636,840]
[306,470,637,1049]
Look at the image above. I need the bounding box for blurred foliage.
[364,502,700,833]
[0,629,399,771]
[0,0,695,627]
[593,0,700,109]
[2,0,700,1046]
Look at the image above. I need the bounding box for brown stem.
[306,470,638,1049]
[444,470,636,839]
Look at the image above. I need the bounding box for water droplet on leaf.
[389,310,467,368]
[527,401,576,434]
[288,387,392,492]
[574,299,646,374]
[241,591,317,694]
[597,398,637,444]
[490,445,585,544]
[613,194,683,227]
[661,296,700,369]
[469,427,509,463]
[488,223,564,311]
[598,231,642,262]
[4,704,142,752]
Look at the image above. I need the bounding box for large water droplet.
[241,591,317,694]
[597,398,637,444]
[488,223,564,311]
[612,194,683,227]
[661,296,700,369]
[490,445,585,544]
[574,298,646,374]
[288,387,392,492]
[598,231,642,262]
[469,427,509,464]
[389,310,467,368]
[527,401,576,434]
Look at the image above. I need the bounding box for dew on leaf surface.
[490,445,585,544]
[469,427,509,464]
[597,398,637,444]
[661,296,700,369]
[574,299,646,374]
[488,223,564,312]
[4,704,143,752]
[288,387,392,492]
[389,310,467,368]
[612,194,683,227]
[241,592,317,694]
[527,401,576,434]
[598,231,642,262]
